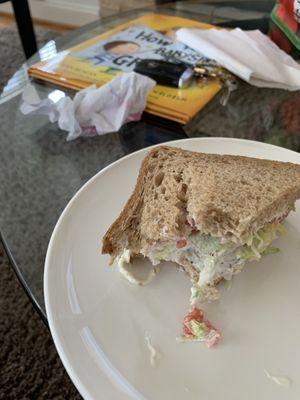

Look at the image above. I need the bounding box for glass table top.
[0,0,299,323]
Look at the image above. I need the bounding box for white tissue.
[177,27,300,90]
[20,72,156,140]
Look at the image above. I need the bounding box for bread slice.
[102,146,300,265]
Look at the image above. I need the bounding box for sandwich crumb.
[145,333,162,367]
[177,307,221,347]
[264,370,292,388]
[226,278,233,291]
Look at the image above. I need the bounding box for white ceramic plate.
[44,138,300,400]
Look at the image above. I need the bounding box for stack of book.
[28,14,221,124]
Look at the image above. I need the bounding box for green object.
[239,221,288,261]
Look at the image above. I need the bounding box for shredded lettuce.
[239,222,287,261]
[262,247,280,255]
[190,320,206,337]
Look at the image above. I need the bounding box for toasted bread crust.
[102,149,152,256]
[102,146,300,262]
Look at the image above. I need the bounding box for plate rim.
[44,137,300,400]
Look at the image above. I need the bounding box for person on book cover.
[103,40,141,55]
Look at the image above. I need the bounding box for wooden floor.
[0,12,75,32]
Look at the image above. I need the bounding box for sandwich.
[102,146,300,345]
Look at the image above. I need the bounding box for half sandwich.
[102,146,300,302]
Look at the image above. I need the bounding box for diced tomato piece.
[176,239,187,248]
[187,307,204,322]
[180,307,221,347]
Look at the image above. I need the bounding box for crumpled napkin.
[20,72,156,140]
[177,27,300,90]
